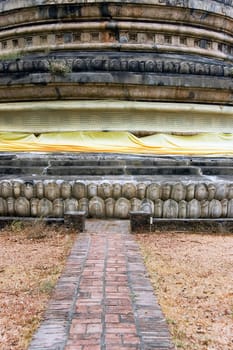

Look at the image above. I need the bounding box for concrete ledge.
[0,214,86,232]
[64,211,86,232]
[152,218,233,233]
[129,211,152,232]
[130,213,233,233]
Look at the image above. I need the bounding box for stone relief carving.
[105,198,115,218]
[44,182,60,201]
[61,181,72,199]
[53,198,64,218]
[131,198,142,212]
[114,198,131,219]
[64,198,79,212]
[15,197,30,216]
[87,183,98,198]
[89,196,105,218]
[140,198,154,214]
[0,198,7,216]
[1,56,230,78]
[72,182,87,199]
[154,199,163,218]
[38,198,53,217]
[163,199,179,218]
[0,180,233,218]
[187,199,202,218]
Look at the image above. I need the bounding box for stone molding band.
[1,54,232,77]
[0,1,233,126]
[1,0,233,15]
[1,21,233,61]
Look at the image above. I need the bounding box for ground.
[1,223,233,350]
[136,231,233,350]
[0,222,76,350]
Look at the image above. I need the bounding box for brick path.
[29,220,174,350]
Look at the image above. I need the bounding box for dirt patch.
[0,221,76,350]
[135,232,233,350]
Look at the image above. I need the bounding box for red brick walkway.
[29,220,174,350]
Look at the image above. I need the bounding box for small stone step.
[45,166,201,176]
[0,166,46,175]
[201,167,233,176]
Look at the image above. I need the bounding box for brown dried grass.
[0,221,76,350]
[136,232,233,350]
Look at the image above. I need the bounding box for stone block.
[64,211,86,232]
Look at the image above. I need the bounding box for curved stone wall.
[0,0,233,108]
[1,179,233,219]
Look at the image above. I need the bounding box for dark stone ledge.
[0,80,232,104]
[0,71,232,90]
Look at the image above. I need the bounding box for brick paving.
[29,220,174,350]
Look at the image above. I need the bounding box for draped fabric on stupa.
[0,132,233,155]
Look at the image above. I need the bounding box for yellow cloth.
[0,132,233,155]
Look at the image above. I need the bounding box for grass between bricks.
[0,221,77,350]
[135,231,233,350]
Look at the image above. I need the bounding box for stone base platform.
[0,152,233,220]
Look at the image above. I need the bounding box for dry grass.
[0,221,77,350]
[135,232,233,350]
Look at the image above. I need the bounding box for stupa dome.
[0,0,233,133]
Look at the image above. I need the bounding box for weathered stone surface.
[97,182,112,199]
[171,183,186,202]
[1,1,233,108]
[163,199,179,218]
[154,199,163,218]
[221,199,228,217]
[15,197,30,216]
[228,184,233,199]
[78,198,89,215]
[200,200,209,218]
[1,165,233,220]
[131,198,142,212]
[0,198,7,216]
[30,198,39,217]
[122,183,136,199]
[53,198,64,218]
[112,183,122,199]
[72,182,87,199]
[187,199,201,218]
[186,183,195,202]
[209,199,222,218]
[105,198,115,217]
[207,184,216,201]
[61,181,72,199]
[227,199,233,218]
[44,182,60,201]
[13,181,22,198]
[89,196,105,218]
[146,183,161,201]
[21,182,35,200]
[195,183,208,201]
[140,198,154,214]
[35,181,44,199]
[7,197,15,216]
[178,200,187,218]
[114,198,131,218]
[87,183,98,198]
[0,181,13,198]
[64,198,78,212]
[161,183,171,201]
[136,182,147,200]
[215,183,228,200]
[38,198,53,217]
